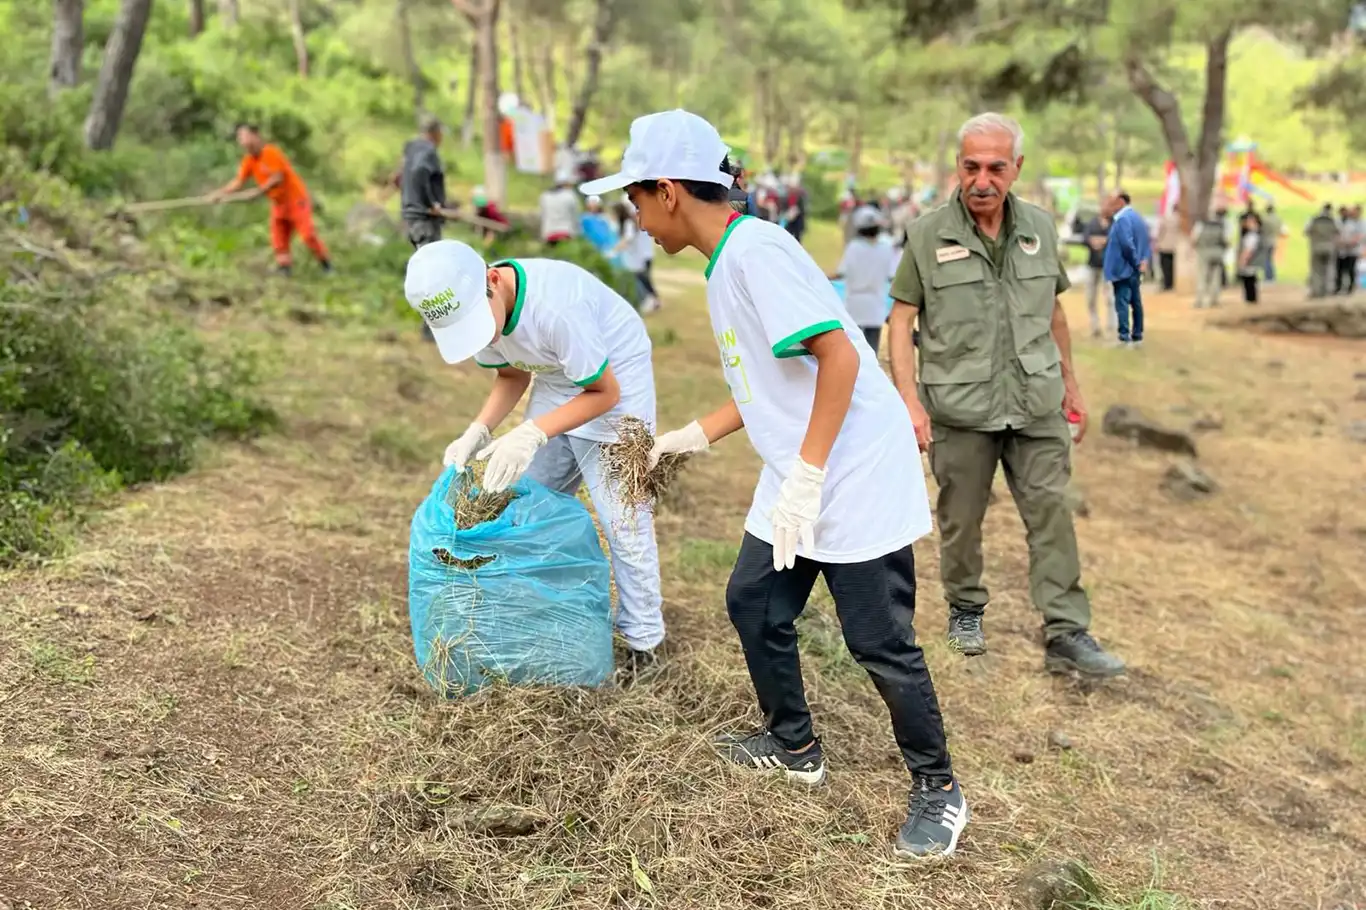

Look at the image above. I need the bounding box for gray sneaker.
[947,607,986,656]
[894,778,969,859]
[1045,630,1126,678]
[712,730,826,786]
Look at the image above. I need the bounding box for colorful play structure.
[1218,138,1313,206]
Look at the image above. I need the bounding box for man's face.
[236,127,261,155]
[956,130,1020,218]
[428,128,444,147]
[625,183,688,256]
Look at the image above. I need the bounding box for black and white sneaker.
[894,778,969,859]
[713,730,826,785]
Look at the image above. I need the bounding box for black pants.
[406,219,442,249]
[724,533,953,782]
[1241,274,1258,303]
[1338,256,1358,294]
[635,260,657,299]
[1159,251,1175,291]
[861,325,882,355]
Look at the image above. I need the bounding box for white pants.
[525,435,665,651]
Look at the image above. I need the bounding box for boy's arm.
[796,329,858,469]
[529,365,621,438]
[472,367,533,431]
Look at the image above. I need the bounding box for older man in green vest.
[887,113,1125,678]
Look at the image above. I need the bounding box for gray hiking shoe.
[713,730,826,785]
[947,607,986,656]
[894,777,969,859]
[1044,630,1126,678]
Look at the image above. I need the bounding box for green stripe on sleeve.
[572,358,609,387]
[771,319,844,359]
[476,360,511,369]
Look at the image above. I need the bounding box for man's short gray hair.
[957,113,1025,159]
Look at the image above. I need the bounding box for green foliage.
[485,231,641,304]
[0,283,276,564]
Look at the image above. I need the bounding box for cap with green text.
[404,240,495,364]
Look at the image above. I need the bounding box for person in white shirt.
[613,198,662,314]
[539,171,582,245]
[580,109,967,859]
[405,240,664,678]
[830,205,897,354]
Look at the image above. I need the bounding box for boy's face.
[625,183,687,255]
[484,268,510,338]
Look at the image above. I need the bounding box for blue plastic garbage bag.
[408,465,614,697]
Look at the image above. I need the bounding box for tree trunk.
[83,0,153,151]
[189,0,205,35]
[1126,29,1231,234]
[49,0,84,95]
[564,0,613,148]
[539,34,557,130]
[931,125,949,196]
[288,0,309,77]
[1113,129,1127,190]
[461,31,478,148]
[218,0,237,25]
[784,111,805,172]
[397,0,423,114]
[481,2,506,204]
[850,120,865,183]
[508,11,525,105]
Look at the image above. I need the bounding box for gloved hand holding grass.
[475,421,548,493]
[442,422,492,470]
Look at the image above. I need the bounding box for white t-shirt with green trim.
[705,216,932,563]
[473,258,655,443]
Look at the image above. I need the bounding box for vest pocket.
[919,358,993,427]
[1016,345,1065,419]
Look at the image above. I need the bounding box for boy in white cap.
[580,110,968,859]
[405,239,664,676]
[830,204,898,355]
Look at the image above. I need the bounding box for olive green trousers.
[928,412,1091,639]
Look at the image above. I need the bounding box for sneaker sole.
[713,748,828,787]
[948,638,987,657]
[892,801,970,860]
[1044,655,1127,678]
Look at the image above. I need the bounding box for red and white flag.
[1157,160,1181,216]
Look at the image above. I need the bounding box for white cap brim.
[429,301,497,365]
[579,172,634,196]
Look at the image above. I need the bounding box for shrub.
[0,287,277,563]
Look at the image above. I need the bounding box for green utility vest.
[1308,214,1338,254]
[1195,218,1226,254]
[902,191,1066,432]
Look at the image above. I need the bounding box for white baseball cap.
[579,109,733,196]
[404,240,495,365]
[851,205,884,231]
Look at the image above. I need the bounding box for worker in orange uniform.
[209,123,333,276]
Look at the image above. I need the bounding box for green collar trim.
[705,215,752,280]
[492,259,526,335]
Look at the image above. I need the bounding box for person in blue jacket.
[1101,192,1152,347]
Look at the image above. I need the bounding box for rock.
[450,804,549,837]
[1355,370,1366,381]
[1101,405,1198,457]
[1346,420,1366,444]
[1013,860,1102,910]
[1047,730,1074,751]
[1354,387,1366,402]
[1163,461,1218,501]
[1267,359,1285,369]
[1013,750,1036,764]
[1191,413,1224,432]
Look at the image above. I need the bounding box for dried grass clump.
[447,461,519,530]
[602,416,691,514]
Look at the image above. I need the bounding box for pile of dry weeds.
[602,416,692,515]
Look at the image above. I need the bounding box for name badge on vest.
[935,245,970,263]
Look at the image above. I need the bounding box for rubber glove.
[442,422,492,470]
[476,422,548,493]
[770,458,826,571]
[648,421,710,469]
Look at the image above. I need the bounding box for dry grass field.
[2,252,1365,909]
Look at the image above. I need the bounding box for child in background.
[581,109,968,859]
[830,205,897,355]
[613,198,662,313]
[472,186,509,244]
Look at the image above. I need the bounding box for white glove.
[769,458,826,571]
[476,422,548,493]
[648,421,710,469]
[442,422,492,470]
